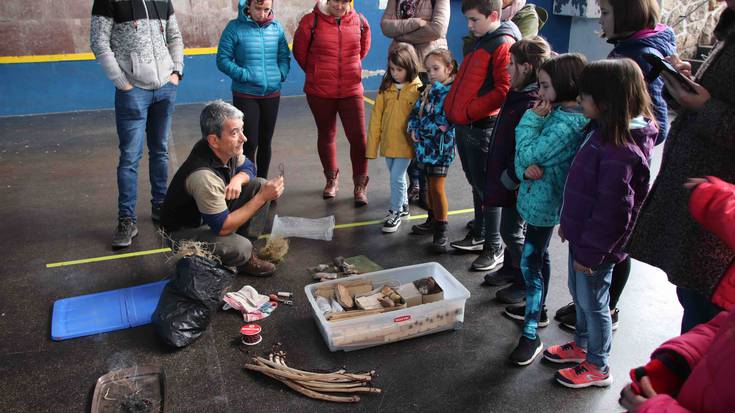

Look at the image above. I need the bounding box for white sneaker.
[382,210,401,233]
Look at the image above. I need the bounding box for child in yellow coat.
[367,43,422,232]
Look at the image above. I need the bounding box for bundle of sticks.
[244,351,381,403]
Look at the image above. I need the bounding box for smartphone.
[642,53,697,93]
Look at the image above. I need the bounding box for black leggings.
[233,95,280,178]
[609,256,631,310]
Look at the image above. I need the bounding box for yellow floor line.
[46,208,474,268]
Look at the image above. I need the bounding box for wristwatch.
[172,71,183,81]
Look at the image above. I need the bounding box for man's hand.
[224,173,247,200]
[169,73,180,86]
[532,100,552,117]
[573,260,593,274]
[258,176,284,202]
[619,376,657,412]
[662,72,710,111]
[524,164,544,180]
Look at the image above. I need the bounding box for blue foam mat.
[51,280,169,341]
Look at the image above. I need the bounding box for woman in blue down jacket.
[217,0,291,178]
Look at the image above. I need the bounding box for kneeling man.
[160,100,284,276]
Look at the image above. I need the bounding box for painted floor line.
[363,96,375,105]
[46,208,474,268]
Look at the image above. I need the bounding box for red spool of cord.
[240,323,262,346]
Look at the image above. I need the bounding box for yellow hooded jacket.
[366,76,422,159]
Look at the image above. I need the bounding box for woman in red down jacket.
[619,176,735,413]
[292,0,372,206]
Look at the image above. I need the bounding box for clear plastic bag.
[270,214,335,241]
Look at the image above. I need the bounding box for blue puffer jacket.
[408,79,456,167]
[609,24,676,145]
[515,106,588,227]
[216,0,291,96]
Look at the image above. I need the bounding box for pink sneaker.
[555,361,613,388]
[543,342,587,364]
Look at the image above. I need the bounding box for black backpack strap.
[308,12,319,52]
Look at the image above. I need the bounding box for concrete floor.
[0,96,681,412]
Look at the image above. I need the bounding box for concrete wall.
[0,0,571,116]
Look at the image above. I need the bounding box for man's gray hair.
[200,100,244,139]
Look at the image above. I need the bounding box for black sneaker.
[560,307,619,331]
[382,210,401,233]
[496,282,526,304]
[466,219,474,230]
[504,305,549,327]
[399,203,410,218]
[151,202,162,223]
[112,217,138,249]
[554,302,575,321]
[471,247,504,271]
[481,267,515,286]
[450,232,485,251]
[509,335,543,366]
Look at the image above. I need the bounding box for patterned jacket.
[216,0,291,96]
[90,0,184,90]
[514,106,587,227]
[408,79,455,166]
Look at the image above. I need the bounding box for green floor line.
[46,208,474,268]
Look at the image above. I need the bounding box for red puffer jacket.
[292,0,371,99]
[688,176,735,310]
[636,308,735,413]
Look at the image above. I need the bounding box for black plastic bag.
[152,255,235,347]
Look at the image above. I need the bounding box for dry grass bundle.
[259,235,289,264]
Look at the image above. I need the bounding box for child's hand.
[619,376,657,412]
[411,132,418,142]
[524,164,544,180]
[683,177,709,189]
[665,55,692,78]
[532,100,552,117]
[573,260,593,274]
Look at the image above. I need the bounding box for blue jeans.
[677,287,722,333]
[115,83,177,221]
[385,157,412,212]
[455,125,492,239]
[568,247,615,368]
[521,224,553,339]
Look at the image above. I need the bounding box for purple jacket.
[484,84,539,207]
[560,118,657,268]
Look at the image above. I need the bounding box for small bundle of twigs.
[244,351,380,403]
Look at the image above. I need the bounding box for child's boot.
[432,220,450,253]
[323,170,339,199]
[354,175,369,206]
[411,210,434,235]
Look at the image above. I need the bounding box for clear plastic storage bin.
[305,262,471,352]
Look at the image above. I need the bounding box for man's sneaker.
[450,232,485,251]
[554,302,576,321]
[496,282,526,304]
[470,247,504,271]
[238,253,276,277]
[382,210,401,233]
[151,202,163,223]
[509,335,543,366]
[504,305,549,327]
[399,203,410,217]
[555,361,613,388]
[112,218,138,249]
[482,266,516,286]
[560,307,619,331]
[543,342,587,364]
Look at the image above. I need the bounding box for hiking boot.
[471,246,504,271]
[382,210,401,233]
[509,335,543,366]
[496,282,526,304]
[555,361,613,389]
[543,342,587,364]
[112,217,138,249]
[354,175,369,206]
[238,253,276,277]
[555,302,576,321]
[450,232,485,252]
[560,307,619,331]
[411,211,434,235]
[323,170,339,199]
[151,202,163,224]
[432,220,450,253]
[504,305,549,327]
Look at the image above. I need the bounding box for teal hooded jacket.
[216,0,291,96]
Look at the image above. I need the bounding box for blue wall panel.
[0,0,570,117]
